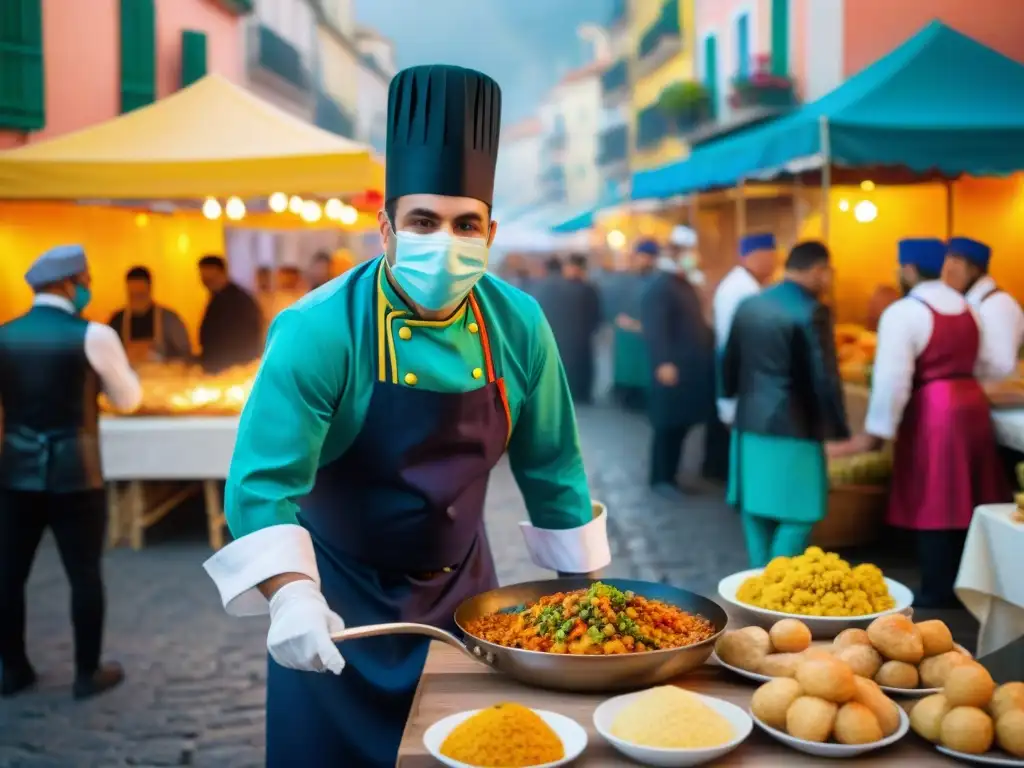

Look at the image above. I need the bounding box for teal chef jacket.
[225,256,594,538]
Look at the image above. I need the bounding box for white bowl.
[718,568,914,638]
[936,746,1024,766]
[593,689,753,767]
[423,708,587,768]
[712,652,773,684]
[750,704,909,758]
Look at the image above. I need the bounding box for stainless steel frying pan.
[330,578,728,693]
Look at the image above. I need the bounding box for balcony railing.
[315,89,355,138]
[601,58,627,95]
[255,24,309,91]
[638,0,681,60]
[598,124,628,166]
[636,104,669,150]
[729,58,798,111]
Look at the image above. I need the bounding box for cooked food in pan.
[463,582,716,655]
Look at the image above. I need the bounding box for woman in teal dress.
[201,65,612,767]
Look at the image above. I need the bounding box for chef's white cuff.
[203,524,320,617]
[519,502,611,574]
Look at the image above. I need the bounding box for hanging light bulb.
[324,198,344,220]
[339,205,358,226]
[860,180,876,192]
[202,197,222,220]
[288,195,304,214]
[301,200,323,223]
[606,230,626,249]
[837,199,850,212]
[853,200,878,223]
[225,196,246,221]
[268,192,288,213]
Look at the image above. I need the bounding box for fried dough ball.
[910,694,950,743]
[770,619,812,653]
[833,628,872,650]
[867,614,924,664]
[796,657,856,703]
[919,651,970,689]
[996,709,1024,757]
[834,702,884,745]
[800,647,835,663]
[834,644,883,679]
[939,706,994,754]
[715,627,771,672]
[875,660,919,689]
[990,682,1024,720]
[916,620,954,657]
[786,696,838,742]
[944,662,995,709]
[759,653,806,678]
[853,676,901,737]
[751,677,803,731]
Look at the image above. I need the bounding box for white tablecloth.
[955,504,1024,657]
[993,408,1024,453]
[99,416,239,480]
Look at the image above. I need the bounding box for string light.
[268,192,288,213]
[606,230,626,249]
[301,200,323,223]
[854,200,878,223]
[860,180,876,192]
[202,197,222,220]
[225,196,246,221]
[838,199,850,212]
[288,195,304,214]
[339,205,358,226]
[324,198,344,220]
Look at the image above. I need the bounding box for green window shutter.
[704,34,718,118]
[771,0,790,76]
[181,30,208,88]
[0,0,45,132]
[120,0,156,113]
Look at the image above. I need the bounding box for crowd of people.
[522,230,1023,612]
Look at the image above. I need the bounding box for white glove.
[267,579,346,674]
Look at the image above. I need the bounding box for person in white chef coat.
[945,236,1023,381]
[829,238,1009,608]
[712,233,779,426]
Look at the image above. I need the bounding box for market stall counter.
[99,361,252,550]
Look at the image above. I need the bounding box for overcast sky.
[354,0,613,124]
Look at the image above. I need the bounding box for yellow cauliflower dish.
[737,547,896,617]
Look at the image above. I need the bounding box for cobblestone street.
[0,404,970,766]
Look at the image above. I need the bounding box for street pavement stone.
[0,403,933,765]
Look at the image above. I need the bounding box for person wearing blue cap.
[0,245,141,700]
[201,65,611,766]
[831,237,1008,608]
[611,238,659,410]
[945,236,1023,381]
[722,241,848,566]
[712,232,779,426]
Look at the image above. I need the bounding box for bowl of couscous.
[718,548,913,638]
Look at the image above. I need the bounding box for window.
[703,34,718,118]
[181,30,208,88]
[120,0,157,113]
[0,0,44,131]
[736,13,750,78]
[771,0,789,75]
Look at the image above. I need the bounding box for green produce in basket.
[828,447,893,487]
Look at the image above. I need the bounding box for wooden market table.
[397,642,961,766]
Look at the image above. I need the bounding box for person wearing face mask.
[723,241,848,566]
[945,237,1023,382]
[201,65,611,767]
[641,231,716,499]
[0,245,141,700]
[830,238,1008,608]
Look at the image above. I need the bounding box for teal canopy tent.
[632,22,1024,200]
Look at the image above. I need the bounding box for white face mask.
[390,229,489,311]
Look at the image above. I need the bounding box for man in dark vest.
[0,245,142,699]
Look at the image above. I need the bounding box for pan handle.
[330,622,488,666]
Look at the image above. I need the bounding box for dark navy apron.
[265,286,511,767]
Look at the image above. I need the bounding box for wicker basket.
[812,484,888,549]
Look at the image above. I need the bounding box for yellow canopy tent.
[0,74,383,199]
